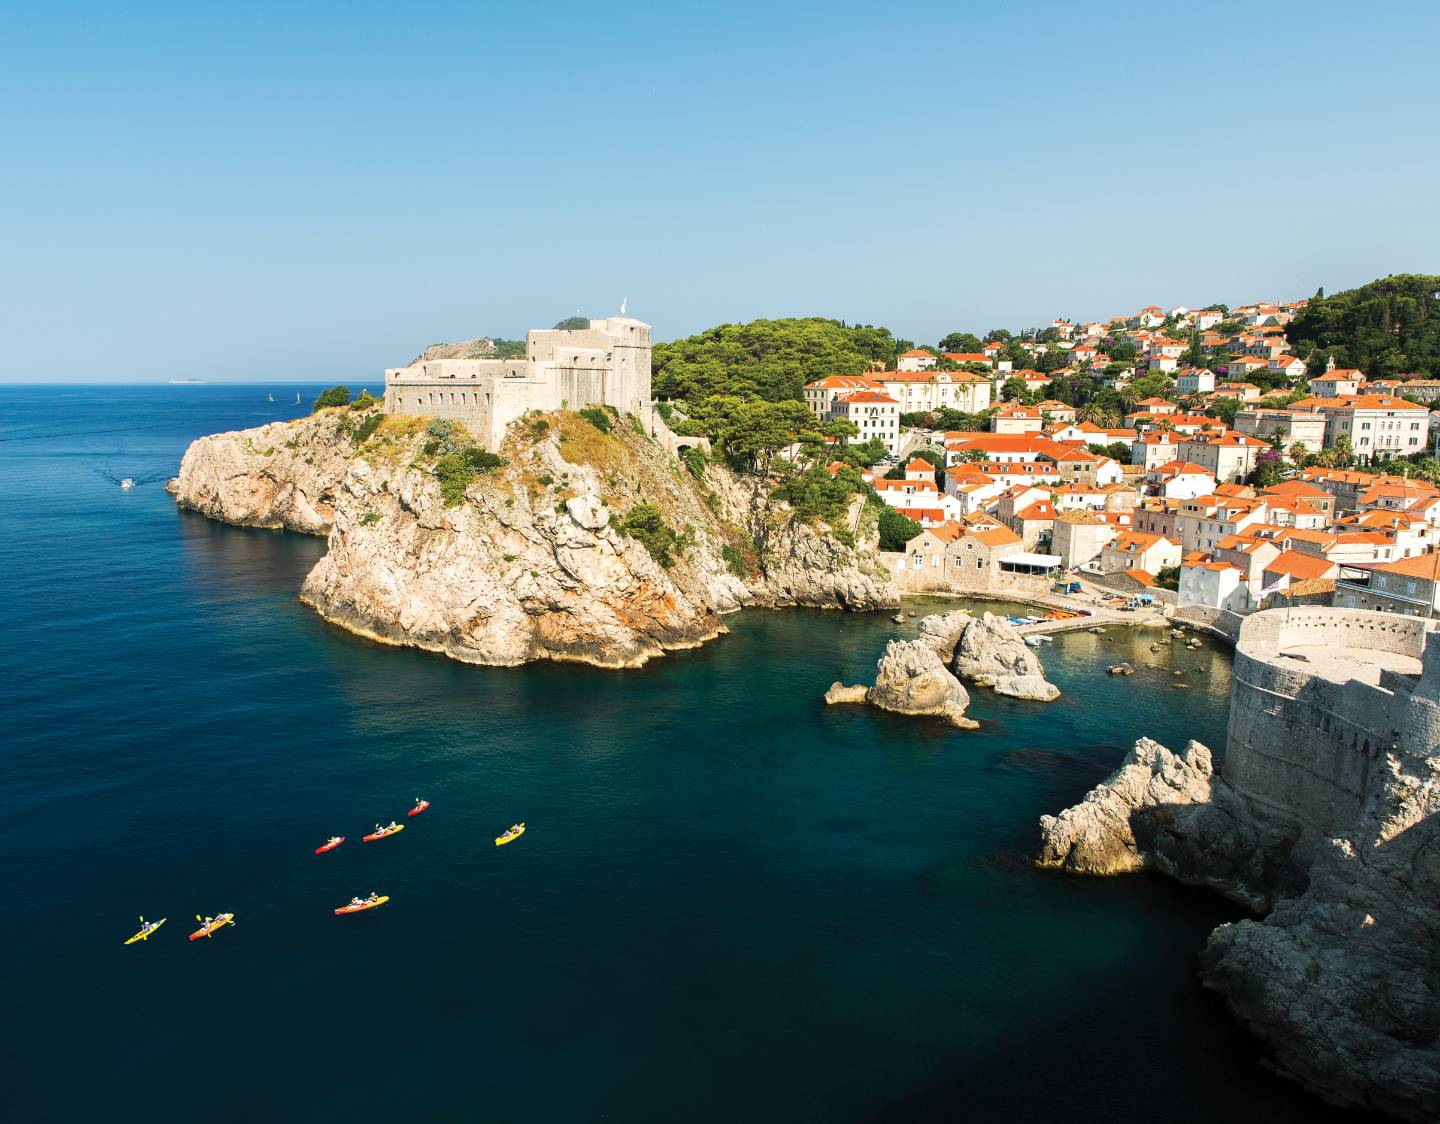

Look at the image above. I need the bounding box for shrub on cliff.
[350,390,381,411]
[682,446,707,479]
[578,406,613,434]
[622,503,679,567]
[431,440,506,507]
[312,385,350,411]
[424,418,467,456]
[354,412,383,443]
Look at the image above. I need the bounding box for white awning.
[1005,552,1062,567]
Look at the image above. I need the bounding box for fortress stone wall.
[1226,607,1440,837]
[384,317,652,449]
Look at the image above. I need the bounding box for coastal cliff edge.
[171,405,897,668]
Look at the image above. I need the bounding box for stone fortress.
[383,316,653,449]
[1226,606,1440,845]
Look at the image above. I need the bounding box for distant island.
[168,377,206,384]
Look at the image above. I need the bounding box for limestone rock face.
[173,418,354,534]
[952,613,1060,701]
[409,337,497,364]
[171,408,898,668]
[1200,755,1440,1121]
[992,674,1062,702]
[866,639,975,728]
[709,472,896,613]
[564,493,610,532]
[915,609,971,659]
[1037,737,1217,875]
[823,682,868,705]
[1037,734,1434,1116]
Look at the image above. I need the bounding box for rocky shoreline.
[1037,733,1440,1119]
[171,406,898,668]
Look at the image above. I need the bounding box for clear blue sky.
[3,0,1438,381]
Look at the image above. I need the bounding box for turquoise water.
[0,386,1368,1122]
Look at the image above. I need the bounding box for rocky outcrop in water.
[172,406,897,668]
[1033,737,1299,907]
[827,608,1059,729]
[865,639,975,728]
[1036,737,1216,876]
[952,613,1060,701]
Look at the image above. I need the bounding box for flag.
[1259,572,1291,597]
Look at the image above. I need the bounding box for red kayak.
[315,836,345,854]
[408,800,430,817]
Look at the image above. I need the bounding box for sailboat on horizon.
[268,392,274,402]
[295,393,301,405]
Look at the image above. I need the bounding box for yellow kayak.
[125,918,167,945]
[189,913,235,941]
[495,822,526,846]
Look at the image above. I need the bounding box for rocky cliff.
[1035,737,1301,908]
[172,406,897,668]
[1038,737,1439,1118]
[1201,751,1440,1122]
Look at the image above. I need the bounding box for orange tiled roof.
[1265,551,1337,581]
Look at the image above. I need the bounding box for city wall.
[1226,607,1440,838]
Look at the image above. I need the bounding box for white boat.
[268,393,274,402]
[120,478,134,490]
[295,393,301,405]
[1025,634,1052,647]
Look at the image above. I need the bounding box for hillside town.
[803,299,1440,621]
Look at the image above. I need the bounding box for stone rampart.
[385,317,651,448]
[1226,607,1439,840]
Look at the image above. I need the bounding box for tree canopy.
[938,331,983,354]
[1287,274,1440,377]
[553,315,590,330]
[653,318,902,403]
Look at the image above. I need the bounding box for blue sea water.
[0,385,1371,1123]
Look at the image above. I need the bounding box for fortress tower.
[384,317,653,449]
[1227,607,1440,843]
